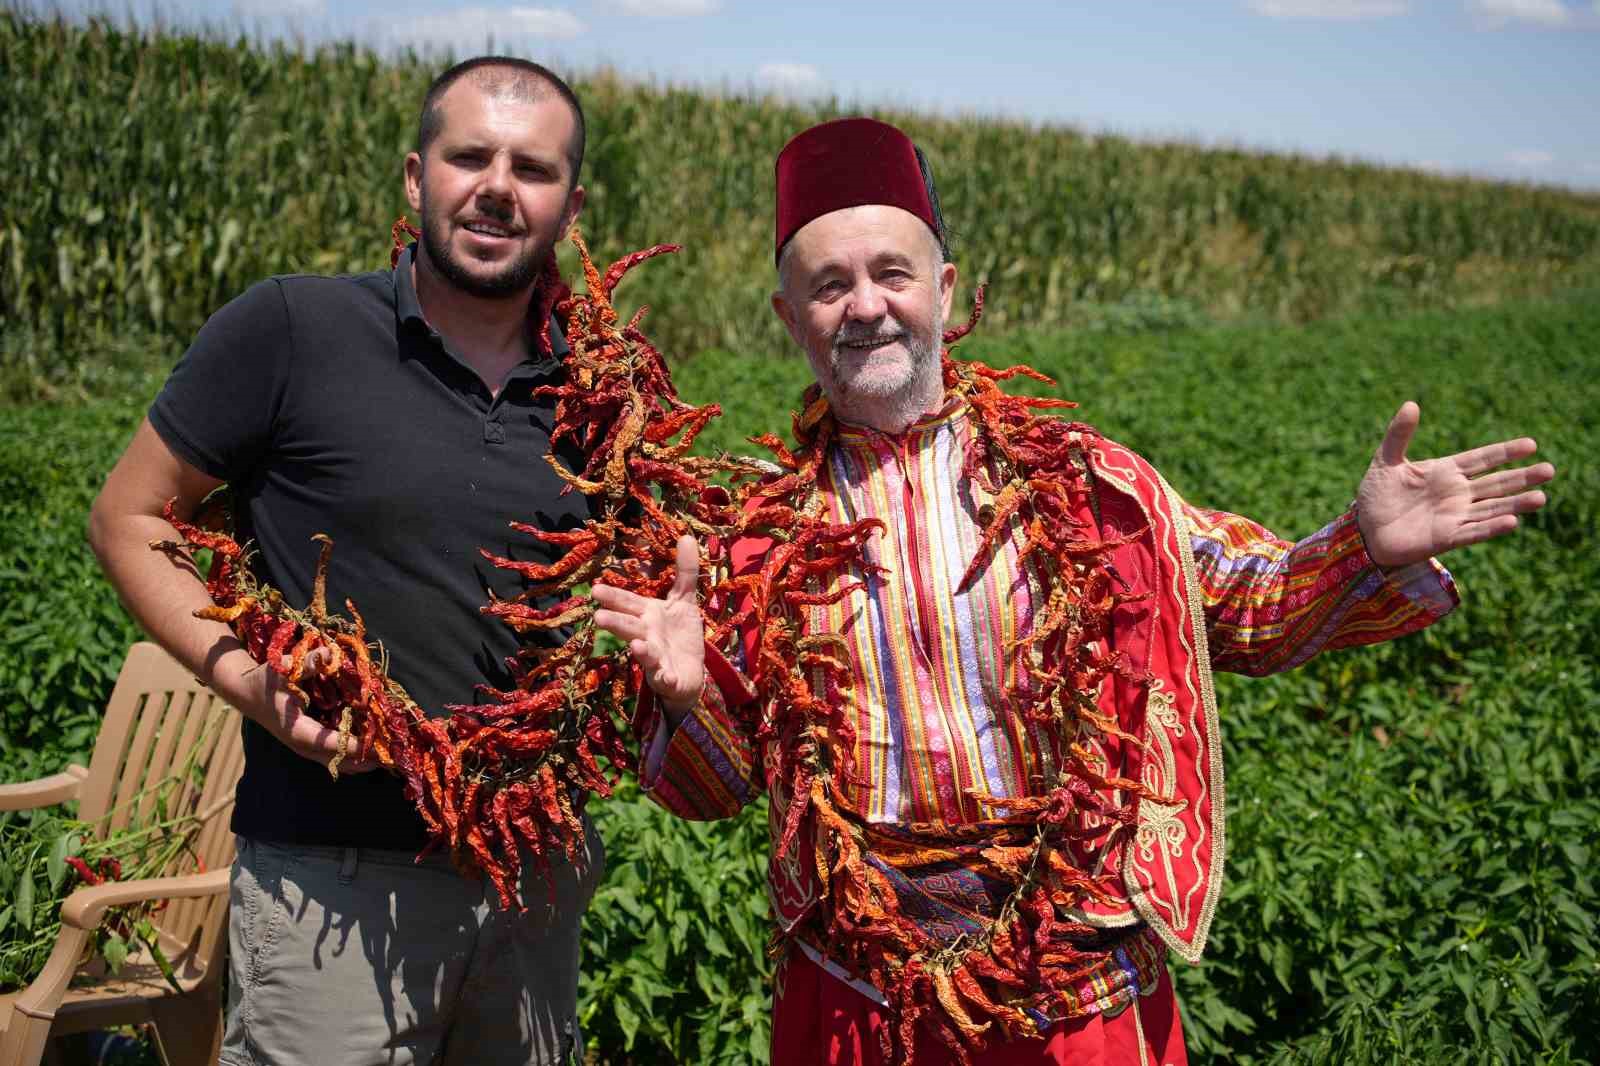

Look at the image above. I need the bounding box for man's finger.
[594,608,649,645]
[1447,514,1520,550]
[668,534,700,602]
[1377,401,1420,467]
[277,645,330,674]
[1468,490,1547,523]
[1452,437,1540,479]
[592,583,651,614]
[1470,462,1556,501]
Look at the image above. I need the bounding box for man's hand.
[247,647,378,773]
[593,535,706,723]
[1356,401,1555,569]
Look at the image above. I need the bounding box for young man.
[593,117,1556,1064]
[90,58,595,1066]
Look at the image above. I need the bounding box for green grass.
[3,292,1596,1063]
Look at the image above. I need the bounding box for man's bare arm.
[88,418,371,770]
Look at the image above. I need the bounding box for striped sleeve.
[638,643,763,820]
[1184,504,1459,677]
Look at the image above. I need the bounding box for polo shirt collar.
[392,242,570,367]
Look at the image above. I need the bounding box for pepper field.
[1,9,1597,1064]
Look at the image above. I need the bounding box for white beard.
[818,300,945,433]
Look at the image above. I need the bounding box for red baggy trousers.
[770,947,1189,1066]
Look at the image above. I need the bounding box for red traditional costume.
[639,119,1458,1065]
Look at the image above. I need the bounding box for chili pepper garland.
[711,290,1170,1064]
[153,223,749,908]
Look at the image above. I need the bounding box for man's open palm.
[592,534,706,716]
[1356,402,1555,569]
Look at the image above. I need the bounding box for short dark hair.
[416,56,587,186]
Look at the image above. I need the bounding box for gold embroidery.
[1159,471,1226,964]
[1147,680,1184,739]
[1135,679,1193,930]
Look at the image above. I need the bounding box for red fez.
[774,117,941,262]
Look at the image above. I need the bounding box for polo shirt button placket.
[484,413,506,445]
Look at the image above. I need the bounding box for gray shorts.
[219,824,604,1066]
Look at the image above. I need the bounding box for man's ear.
[404,152,424,213]
[771,289,805,349]
[938,260,958,325]
[559,184,585,239]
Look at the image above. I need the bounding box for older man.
[92,58,598,1066]
[593,117,1554,1065]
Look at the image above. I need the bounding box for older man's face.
[773,205,957,427]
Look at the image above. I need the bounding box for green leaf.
[15,873,34,932]
[102,932,129,974]
[611,889,646,922]
[1271,940,1294,993]
[142,927,182,994]
[613,997,640,1051]
[46,830,80,894]
[0,905,12,938]
[1480,974,1503,1016]
[1308,966,1327,999]
[1491,875,1529,897]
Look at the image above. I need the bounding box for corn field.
[3,6,1600,387]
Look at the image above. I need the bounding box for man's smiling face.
[773,204,957,429]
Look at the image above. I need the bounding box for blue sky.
[46,0,1600,191]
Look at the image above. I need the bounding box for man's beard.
[822,308,943,421]
[419,197,544,300]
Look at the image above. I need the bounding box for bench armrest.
[0,764,90,811]
[61,867,231,931]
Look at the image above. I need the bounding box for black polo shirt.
[150,246,593,850]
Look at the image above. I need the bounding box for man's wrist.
[1351,502,1400,571]
[659,674,705,726]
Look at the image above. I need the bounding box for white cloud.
[382,6,585,53]
[1506,149,1556,166]
[1246,0,1409,18]
[1467,0,1574,26]
[606,0,722,14]
[233,0,325,15]
[757,61,826,96]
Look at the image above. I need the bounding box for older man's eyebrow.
[870,250,920,271]
[797,257,848,286]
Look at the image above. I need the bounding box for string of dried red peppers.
[153,222,746,909]
[715,291,1166,1065]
